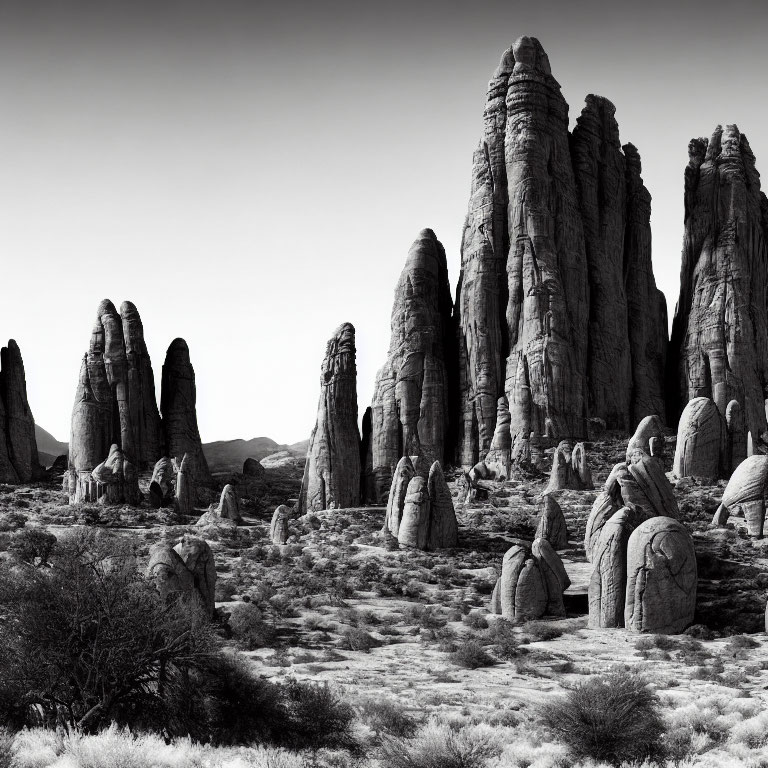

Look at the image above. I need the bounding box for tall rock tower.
[668,125,768,447]
[454,36,667,467]
[299,323,361,513]
[369,229,455,501]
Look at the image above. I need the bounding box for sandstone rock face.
[493,538,569,620]
[543,441,592,494]
[485,396,512,479]
[149,456,174,508]
[216,484,241,523]
[625,517,697,633]
[535,494,568,550]
[299,323,361,513]
[454,37,667,467]
[0,340,42,483]
[147,543,194,603]
[174,535,216,618]
[270,505,290,545]
[160,339,212,488]
[712,454,768,537]
[668,125,768,452]
[426,461,459,549]
[620,453,679,518]
[69,300,162,475]
[70,444,140,505]
[395,461,458,550]
[673,397,725,480]
[726,400,747,474]
[384,456,415,538]
[626,415,666,464]
[589,505,653,628]
[175,453,195,517]
[370,230,454,500]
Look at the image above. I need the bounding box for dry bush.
[540,670,665,765]
[360,698,418,738]
[450,640,495,669]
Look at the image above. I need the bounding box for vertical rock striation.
[299,323,361,513]
[0,340,42,482]
[69,300,163,474]
[370,230,454,501]
[453,36,668,466]
[668,125,768,450]
[160,338,212,488]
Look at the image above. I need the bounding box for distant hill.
[202,437,308,473]
[35,424,68,458]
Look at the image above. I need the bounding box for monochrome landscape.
[3,2,768,767]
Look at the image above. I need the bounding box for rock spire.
[299,323,361,513]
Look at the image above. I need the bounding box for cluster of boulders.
[66,299,210,506]
[585,418,697,633]
[383,457,458,550]
[490,538,571,621]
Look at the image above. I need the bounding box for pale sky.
[1,0,767,445]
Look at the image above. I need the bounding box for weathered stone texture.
[712,454,768,537]
[160,338,212,488]
[535,494,568,550]
[270,505,290,545]
[625,517,697,634]
[370,230,454,500]
[0,340,42,482]
[673,397,725,480]
[299,323,361,513]
[453,37,667,467]
[543,440,592,494]
[216,484,241,523]
[173,535,216,618]
[175,453,195,517]
[668,125,768,452]
[149,456,174,508]
[69,300,162,475]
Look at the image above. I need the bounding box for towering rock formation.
[0,340,42,482]
[299,323,361,513]
[160,339,212,487]
[69,300,162,474]
[668,125,768,449]
[453,36,667,467]
[369,230,454,501]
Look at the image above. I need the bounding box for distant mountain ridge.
[32,425,307,474]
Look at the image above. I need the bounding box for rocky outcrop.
[625,517,697,634]
[492,538,569,620]
[370,230,454,501]
[626,414,666,464]
[396,461,458,550]
[215,484,241,523]
[69,443,140,505]
[588,505,653,628]
[0,340,42,483]
[485,397,512,479]
[454,37,667,466]
[174,535,216,618]
[383,456,414,538]
[69,300,162,476]
[712,455,768,537]
[673,397,725,480]
[535,494,568,550]
[543,440,592,494]
[149,456,174,508]
[270,505,290,545]
[160,339,211,488]
[243,458,265,478]
[668,125,768,452]
[299,323,361,513]
[175,453,195,517]
[147,543,194,604]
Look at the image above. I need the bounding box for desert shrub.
[463,611,489,630]
[540,670,665,765]
[0,727,12,768]
[0,529,216,735]
[484,619,519,660]
[450,640,495,669]
[726,634,759,650]
[8,528,57,567]
[229,603,277,649]
[361,698,418,738]
[380,721,499,768]
[342,627,380,652]
[521,621,563,642]
[684,623,716,640]
[281,679,355,750]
